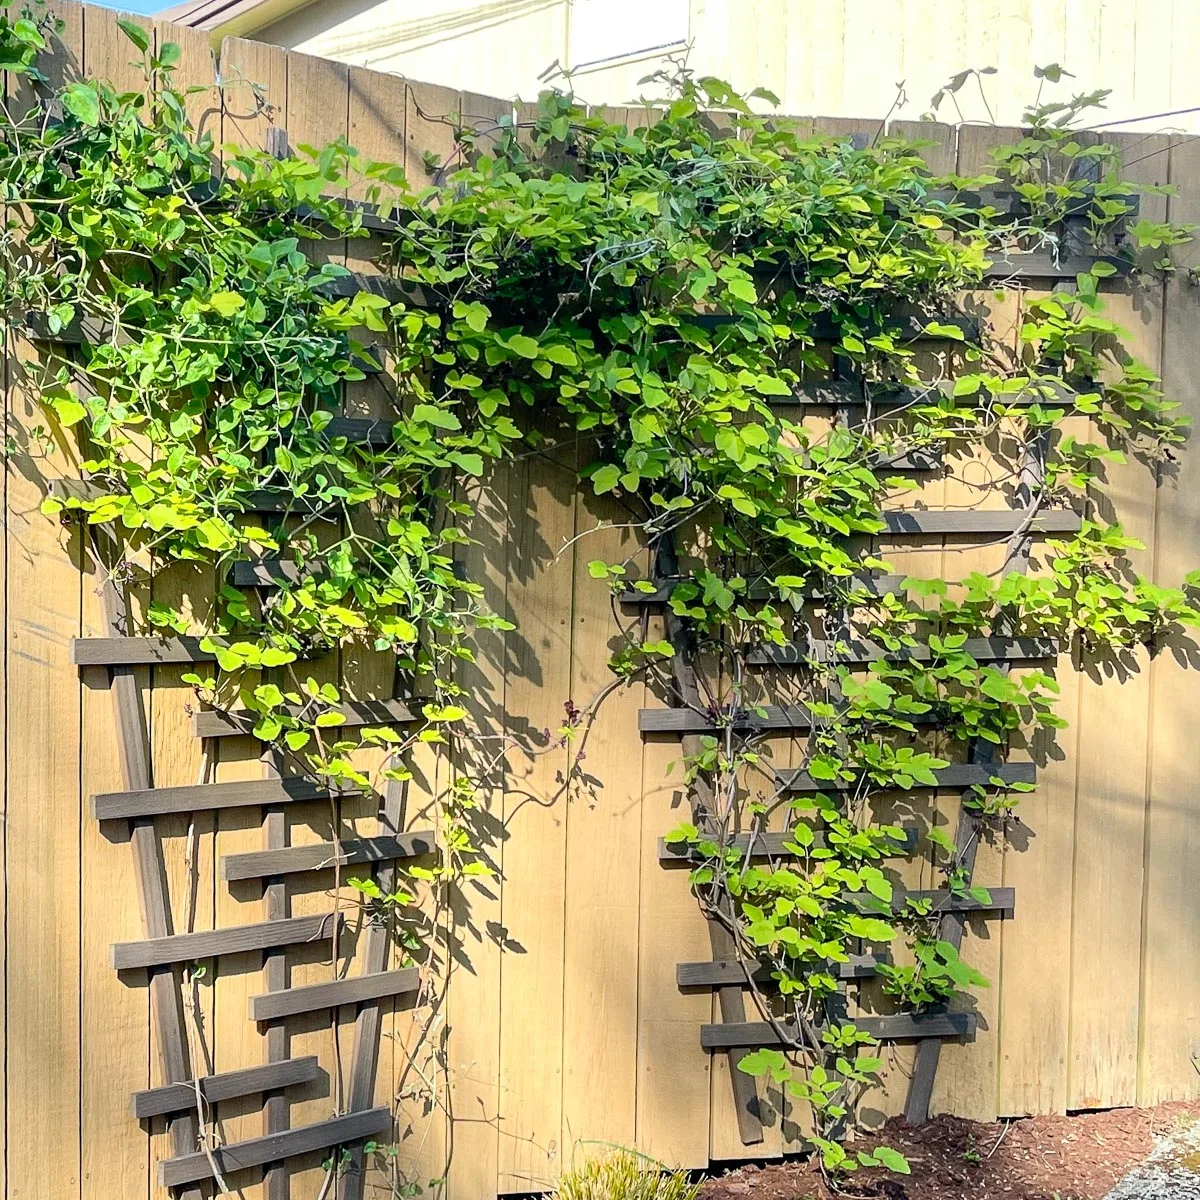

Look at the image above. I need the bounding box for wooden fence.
[5,3,1200,1197]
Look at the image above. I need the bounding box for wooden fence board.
[561,472,646,1159]
[444,464,509,1200]
[6,30,84,1200]
[1139,129,1200,1107]
[1067,131,1166,1113]
[496,445,577,1192]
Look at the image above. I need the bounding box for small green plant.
[553,1151,701,1200]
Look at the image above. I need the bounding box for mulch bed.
[699,1101,1200,1200]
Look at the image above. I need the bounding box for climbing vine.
[5,9,1200,1183]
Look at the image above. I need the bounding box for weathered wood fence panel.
[3,5,1200,1197]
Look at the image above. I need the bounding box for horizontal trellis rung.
[25,311,382,374]
[700,1011,975,1049]
[49,478,327,514]
[677,955,884,988]
[221,832,436,881]
[776,761,1036,792]
[881,508,1081,535]
[869,886,1016,915]
[980,251,1129,280]
[93,777,327,820]
[639,702,937,735]
[193,698,416,739]
[689,312,980,340]
[657,827,918,863]
[131,1056,320,1120]
[873,446,941,472]
[749,635,1059,667]
[619,573,902,607]
[249,968,420,1022]
[70,637,322,666]
[158,1107,392,1187]
[778,378,1085,408]
[111,913,342,970]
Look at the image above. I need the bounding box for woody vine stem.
[4,5,1200,1182]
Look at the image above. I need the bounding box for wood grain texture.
[5,13,85,1197]
[777,762,1036,792]
[131,1056,321,1119]
[221,830,435,881]
[659,828,917,862]
[496,443,577,1192]
[677,956,883,987]
[249,968,419,1022]
[94,776,327,820]
[1068,130,1166,1113]
[192,697,415,738]
[701,1012,976,1049]
[158,1107,392,1187]
[561,460,645,1160]
[1139,129,1200,1108]
[112,913,342,970]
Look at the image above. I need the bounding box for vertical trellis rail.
[92,527,206,1200]
[656,532,766,1145]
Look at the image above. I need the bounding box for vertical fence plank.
[277,47,354,1200]
[5,6,84,1197]
[149,20,221,1198]
[441,89,514,1200]
[925,123,1028,1125]
[1138,130,1200,1107]
[1067,133,1168,1113]
[341,60,410,1200]
[496,444,576,1193]
[560,482,646,1161]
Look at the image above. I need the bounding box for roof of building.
[160,0,309,38]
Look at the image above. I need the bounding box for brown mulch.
[699,1100,1200,1200]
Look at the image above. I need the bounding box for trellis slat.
[658,827,917,863]
[701,1011,975,1049]
[619,573,902,607]
[158,1107,392,1187]
[778,378,1086,407]
[70,637,321,666]
[749,636,1059,666]
[677,956,883,987]
[776,761,1036,792]
[193,698,416,739]
[111,913,341,970]
[50,478,327,514]
[131,1056,321,1120]
[882,508,1081,534]
[639,702,937,735]
[249,968,420,1022]
[221,831,436,881]
[94,776,327,820]
[688,312,980,340]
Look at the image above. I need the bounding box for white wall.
[257,0,1200,134]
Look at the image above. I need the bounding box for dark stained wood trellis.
[42,148,1124,1177]
[66,526,435,1191]
[634,247,1102,1138]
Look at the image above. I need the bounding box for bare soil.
[699,1101,1200,1200]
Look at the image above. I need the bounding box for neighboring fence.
[5,4,1200,1198]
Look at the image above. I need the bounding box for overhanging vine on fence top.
[5,6,1200,1178]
